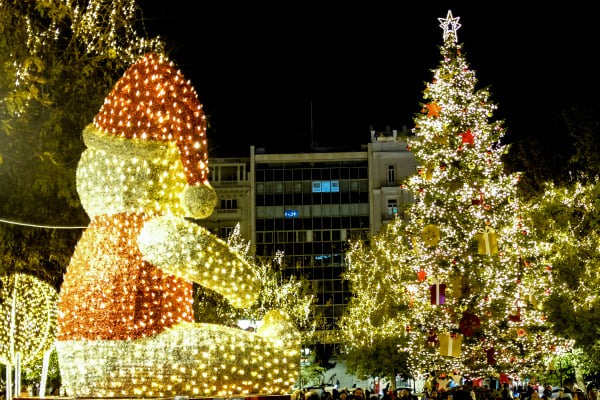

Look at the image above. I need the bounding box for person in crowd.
[319,384,327,398]
[502,383,514,400]
[401,388,418,400]
[573,388,586,400]
[544,386,553,399]
[587,387,598,400]
[292,390,304,400]
[354,388,366,400]
[340,393,348,400]
[559,389,573,400]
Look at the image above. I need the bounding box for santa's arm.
[138,214,260,309]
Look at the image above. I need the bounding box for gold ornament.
[423,224,441,246]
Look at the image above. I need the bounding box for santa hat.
[92,52,216,218]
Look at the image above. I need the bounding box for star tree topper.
[439,10,461,41]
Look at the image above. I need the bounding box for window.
[296,231,307,242]
[387,199,398,215]
[387,164,396,184]
[220,226,235,238]
[221,166,239,182]
[221,199,237,209]
[312,180,340,193]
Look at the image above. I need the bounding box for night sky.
[141,4,598,156]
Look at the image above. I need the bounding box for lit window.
[387,199,398,215]
[312,180,340,193]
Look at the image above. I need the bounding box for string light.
[0,218,87,230]
[0,274,58,367]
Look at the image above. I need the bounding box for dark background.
[141,3,598,156]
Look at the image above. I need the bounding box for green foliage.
[525,179,600,370]
[343,336,408,381]
[23,349,61,395]
[299,362,325,389]
[564,105,600,178]
[0,0,162,288]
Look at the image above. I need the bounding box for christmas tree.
[341,11,569,381]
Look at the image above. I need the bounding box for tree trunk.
[389,374,396,391]
[574,365,586,392]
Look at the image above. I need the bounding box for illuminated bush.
[0,273,57,367]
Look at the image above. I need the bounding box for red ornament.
[406,325,412,332]
[471,192,484,207]
[486,347,497,364]
[508,309,521,323]
[459,311,481,336]
[427,329,439,346]
[417,270,427,282]
[426,102,442,117]
[459,129,475,145]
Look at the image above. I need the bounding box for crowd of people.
[292,381,600,400]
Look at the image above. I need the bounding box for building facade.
[202,131,417,336]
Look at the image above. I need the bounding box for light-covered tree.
[0,0,163,287]
[194,225,318,342]
[341,10,569,381]
[526,179,600,387]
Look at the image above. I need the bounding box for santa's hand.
[138,214,260,308]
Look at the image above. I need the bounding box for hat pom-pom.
[181,182,217,219]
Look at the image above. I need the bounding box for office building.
[202,130,417,338]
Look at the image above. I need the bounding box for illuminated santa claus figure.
[56,52,300,397]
